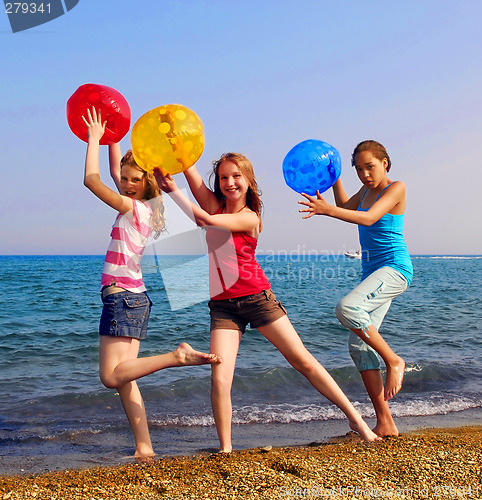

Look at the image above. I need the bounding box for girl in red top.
[155,153,379,452]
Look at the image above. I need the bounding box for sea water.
[0,254,481,473]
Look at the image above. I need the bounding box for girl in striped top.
[83,108,221,461]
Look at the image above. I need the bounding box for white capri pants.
[335,266,408,371]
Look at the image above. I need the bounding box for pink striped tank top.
[100,199,153,293]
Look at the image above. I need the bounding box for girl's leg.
[350,324,405,401]
[360,369,399,436]
[336,267,408,401]
[99,338,220,389]
[348,331,398,435]
[99,336,154,458]
[118,380,154,458]
[210,328,242,452]
[99,338,220,458]
[257,316,379,443]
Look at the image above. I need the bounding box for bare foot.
[135,454,156,464]
[134,446,156,462]
[349,418,382,443]
[373,422,399,437]
[212,449,232,455]
[174,342,222,365]
[384,357,405,400]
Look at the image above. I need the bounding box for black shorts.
[208,289,287,334]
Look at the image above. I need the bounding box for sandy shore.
[1,426,481,499]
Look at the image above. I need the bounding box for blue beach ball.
[282,140,342,195]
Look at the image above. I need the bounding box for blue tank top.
[358,185,413,284]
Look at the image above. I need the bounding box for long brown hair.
[210,152,264,230]
[120,150,165,238]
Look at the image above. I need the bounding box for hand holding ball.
[67,83,131,145]
[130,104,205,175]
[282,140,341,195]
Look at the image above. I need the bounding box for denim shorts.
[99,291,152,340]
[209,289,287,334]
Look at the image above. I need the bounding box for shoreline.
[1,424,481,499]
[1,407,481,477]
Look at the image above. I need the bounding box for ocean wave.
[148,393,482,427]
[3,361,479,410]
[227,362,482,395]
[2,393,480,447]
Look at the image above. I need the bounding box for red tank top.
[206,209,271,300]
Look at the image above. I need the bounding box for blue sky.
[2,0,481,255]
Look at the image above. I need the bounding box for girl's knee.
[289,350,317,374]
[99,371,117,389]
[211,372,233,394]
[336,297,367,330]
[335,298,352,325]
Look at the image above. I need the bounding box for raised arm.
[299,182,406,226]
[109,143,123,193]
[331,178,359,209]
[332,178,349,206]
[83,108,133,215]
[183,165,221,214]
[155,169,258,233]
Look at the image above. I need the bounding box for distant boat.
[345,250,362,259]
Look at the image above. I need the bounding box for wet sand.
[1,425,481,499]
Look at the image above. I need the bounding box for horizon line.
[1,254,481,258]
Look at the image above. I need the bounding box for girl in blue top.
[299,140,412,437]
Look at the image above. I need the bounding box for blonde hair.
[210,152,264,231]
[120,150,165,238]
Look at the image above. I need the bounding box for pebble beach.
[1,425,481,500]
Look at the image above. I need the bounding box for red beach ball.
[66,83,131,145]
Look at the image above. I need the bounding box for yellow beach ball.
[131,104,205,174]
